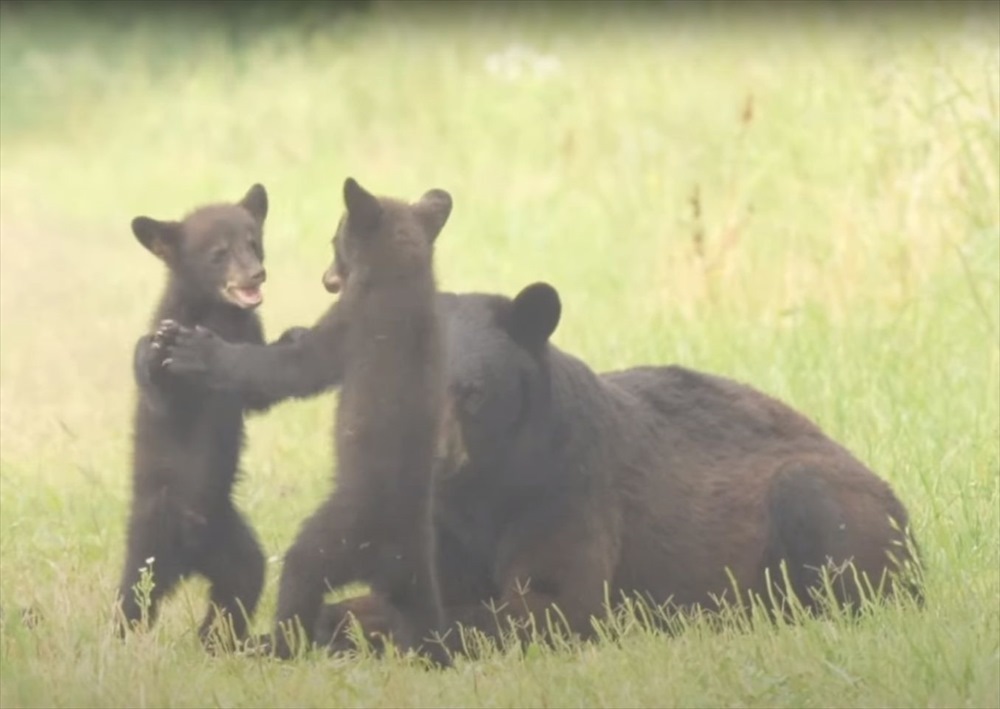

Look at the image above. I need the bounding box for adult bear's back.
[602,364,846,458]
[599,364,903,609]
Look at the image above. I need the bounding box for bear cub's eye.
[211,247,228,264]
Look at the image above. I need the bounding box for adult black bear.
[118,184,281,650]
[315,285,921,653]
[160,281,921,655]
[163,179,455,665]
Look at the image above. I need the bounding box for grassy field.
[1,1,998,706]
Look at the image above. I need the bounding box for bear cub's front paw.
[149,319,180,372]
[160,323,221,378]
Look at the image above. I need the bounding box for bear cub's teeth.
[227,285,263,308]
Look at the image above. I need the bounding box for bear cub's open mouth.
[223,284,263,309]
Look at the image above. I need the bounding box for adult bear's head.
[437,282,562,478]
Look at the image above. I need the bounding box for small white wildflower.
[485,43,562,83]
[145,556,155,565]
[532,54,562,80]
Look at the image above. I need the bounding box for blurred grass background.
[0,1,998,707]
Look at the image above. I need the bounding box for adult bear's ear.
[343,177,382,232]
[132,217,181,261]
[509,282,561,349]
[413,188,452,243]
[239,183,268,224]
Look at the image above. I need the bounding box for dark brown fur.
[117,184,274,650]
[158,280,921,659]
[267,179,452,665]
[315,289,922,655]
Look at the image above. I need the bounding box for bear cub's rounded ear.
[239,183,268,224]
[414,188,453,243]
[509,282,561,349]
[132,217,180,261]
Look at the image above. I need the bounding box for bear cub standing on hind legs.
[117,184,280,651]
[270,178,452,665]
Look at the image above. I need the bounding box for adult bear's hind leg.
[765,462,918,616]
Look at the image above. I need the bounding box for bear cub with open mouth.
[117,184,278,651]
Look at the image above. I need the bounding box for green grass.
[1,1,998,706]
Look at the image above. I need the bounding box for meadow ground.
[0,1,998,707]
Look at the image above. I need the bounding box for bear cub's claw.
[158,323,220,377]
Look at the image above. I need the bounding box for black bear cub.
[117,184,272,650]
[270,178,452,666]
